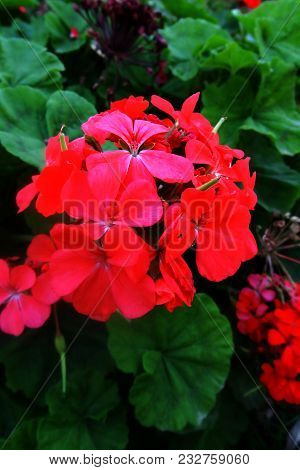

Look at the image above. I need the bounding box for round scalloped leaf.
[107,294,233,432]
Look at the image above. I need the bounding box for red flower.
[236,273,300,404]
[162,187,257,281]
[48,225,156,320]
[70,27,79,39]
[267,306,300,360]
[82,110,194,186]
[64,155,163,228]
[236,274,277,341]
[110,96,149,120]
[186,140,257,210]
[18,6,27,14]
[260,357,300,405]
[0,260,51,336]
[156,252,195,312]
[242,0,261,9]
[14,93,258,328]
[152,92,200,129]
[16,135,93,217]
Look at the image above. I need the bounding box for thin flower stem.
[59,132,68,151]
[275,257,296,286]
[277,243,300,251]
[53,307,67,395]
[244,384,263,397]
[212,116,227,134]
[60,353,67,395]
[197,176,220,191]
[165,120,178,140]
[277,253,300,265]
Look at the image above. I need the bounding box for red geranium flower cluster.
[236,274,300,404]
[1,93,257,336]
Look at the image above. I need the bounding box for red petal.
[10,265,36,292]
[27,235,55,263]
[119,179,163,227]
[16,180,38,213]
[72,268,116,322]
[89,111,133,147]
[268,329,286,346]
[185,139,214,165]
[151,95,175,117]
[82,114,108,144]
[140,150,194,183]
[19,294,51,328]
[104,225,151,269]
[133,119,167,147]
[49,248,99,296]
[0,259,10,288]
[87,151,131,203]
[110,96,149,119]
[110,267,155,318]
[32,272,60,305]
[0,298,24,336]
[181,92,200,117]
[61,169,96,220]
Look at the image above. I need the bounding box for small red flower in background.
[242,0,261,8]
[5,92,258,336]
[236,273,300,404]
[0,260,51,336]
[236,274,280,341]
[18,6,27,14]
[261,356,300,405]
[70,27,79,39]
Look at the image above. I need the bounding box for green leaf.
[108,294,233,432]
[241,59,300,155]
[0,386,25,442]
[202,59,300,155]
[0,86,48,167]
[2,419,39,450]
[45,0,87,54]
[237,0,300,68]
[169,389,248,450]
[161,0,216,22]
[197,391,248,449]
[0,0,37,6]
[0,311,113,399]
[202,75,254,146]
[0,38,64,91]
[37,370,128,450]
[161,18,230,80]
[240,133,300,212]
[0,325,57,398]
[13,17,50,46]
[202,41,257,74]
[0,87,96,168]
[46,90,97,139]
